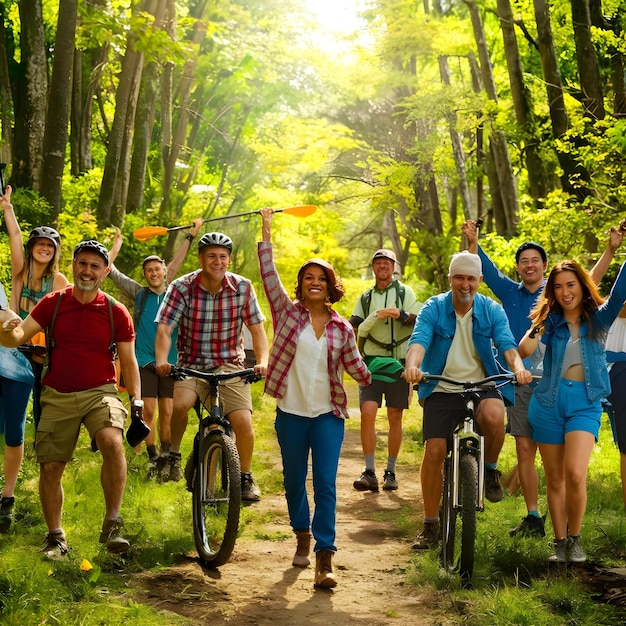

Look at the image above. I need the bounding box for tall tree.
[41,0,78,216]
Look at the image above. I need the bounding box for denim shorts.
[528,379,601,445]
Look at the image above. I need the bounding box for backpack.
[360,280,406,317]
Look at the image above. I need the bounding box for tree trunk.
[496,0,551,202]
[0,8,13,164]
[532,0,590,198]
[570,0,605,120]
[41,0,77,217]
[438,55,474,221]
[13,0,48,191]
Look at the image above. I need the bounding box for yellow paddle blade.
[281,205,317,217]
[133,226,170,242]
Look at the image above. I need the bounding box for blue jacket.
[409,291,518,405]
[535,261,626,407]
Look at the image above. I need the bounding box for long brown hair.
[529,260,606,339]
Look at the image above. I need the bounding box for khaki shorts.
[175,363,253,416]
[36,384,127,462]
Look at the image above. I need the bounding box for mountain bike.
[170,365,261,567]
[420,372,516,585]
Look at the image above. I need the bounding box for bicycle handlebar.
[169,366,262,384]
[420,372,516,390]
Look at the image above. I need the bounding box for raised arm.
[462,219,479,254]
[589,222,626,285]
[260,208,273,243]
[166,218,203,279]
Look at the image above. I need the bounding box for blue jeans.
[275,408,344,552]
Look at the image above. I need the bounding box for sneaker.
[382,470,398,491]
[567,534,587,563]
[548,538,568,563]
[40,531,69,560]
[412,521,440,550]
[241,472,261,502]
[99,517,130,555]
[167,452,183,483]
[485,468,503,503]
[156,454,170,482]
[353,469,379,492]
[509,514,546,538]
[0,496,15,534]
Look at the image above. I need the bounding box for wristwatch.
[185,234,195,242]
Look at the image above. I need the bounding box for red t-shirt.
[31,287,135,393]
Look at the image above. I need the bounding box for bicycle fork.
[451,409,485,511]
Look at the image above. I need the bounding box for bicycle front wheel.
[459,452,478,583]
[440,456,457,572]
[193,430,242,567]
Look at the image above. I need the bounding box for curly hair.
[529,260,606,339]
[295,259,345,305]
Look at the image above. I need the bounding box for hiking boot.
[156,454,170,481]
[241,472,261,502]
[40,530,69,560]
[509,514,546,538]
[314,550,337,588]
[146,457,158,480]
[293,530,312,567]
[0,496,15,534]
[412,521,440,550]
[167,452,183,483]
[184,453,196,493]
[548,538,568,563]
[567,534,586,563]
[382,470,398,491]
[99,517,130,555]
[485,468,503,503]
[353,469,379,492]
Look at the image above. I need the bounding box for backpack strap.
[44,292,64,371]
[133,287,150,327]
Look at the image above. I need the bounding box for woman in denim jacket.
[520,259,626,564]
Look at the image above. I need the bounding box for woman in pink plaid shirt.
[258,208,371,589]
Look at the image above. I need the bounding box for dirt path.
[133,421,445,624]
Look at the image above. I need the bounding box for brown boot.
[292,530,312,567]
[314,550,337,588]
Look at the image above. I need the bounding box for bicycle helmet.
[26,226,61,251]
[198,232,233,253]
[73,240,110,265]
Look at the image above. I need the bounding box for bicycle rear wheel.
[440,455,457,572]
[193,430,242,567]
[459,452,478,583]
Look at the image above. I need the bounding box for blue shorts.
[528,379,602,444]
[607,362,626,453]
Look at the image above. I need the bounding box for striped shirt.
[156,269,265,370]
[258,242,371,418]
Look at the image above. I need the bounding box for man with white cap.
[349,248,421,492]
[404,251,531,549]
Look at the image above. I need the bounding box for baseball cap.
[142,254,165,268]
[73,240,109,266]
[372,249,397,264]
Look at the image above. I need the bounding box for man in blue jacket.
[404,251,531,549]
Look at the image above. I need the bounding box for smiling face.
[199,245,231,284]
[143,260,166,290]
[73,251,110,293]
[516,248,547,291]
[372,258,394,288]
[300,265,329,305]
[31,238,57,265]
[552,270,583,315]
[449,273,482,312]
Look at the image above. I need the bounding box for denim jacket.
[408,291,518,405]
[534,261,626,407]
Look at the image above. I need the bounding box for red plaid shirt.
[258,242,371,418]
[156,269,265,370]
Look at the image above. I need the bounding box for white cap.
[449,251,482,278]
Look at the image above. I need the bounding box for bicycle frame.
[169,365,260,567]
[421,372,515,584]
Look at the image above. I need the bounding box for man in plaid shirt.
[155,232,268,501]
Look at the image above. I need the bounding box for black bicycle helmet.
[198,232,233,253]
[26,226,61,251]
[73,240,110,265]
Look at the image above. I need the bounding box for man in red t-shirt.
[0,240,141,559]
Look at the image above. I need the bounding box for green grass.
[1,383,626,623]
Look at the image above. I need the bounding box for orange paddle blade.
[133,226,169,242]
[281,205,317,217]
